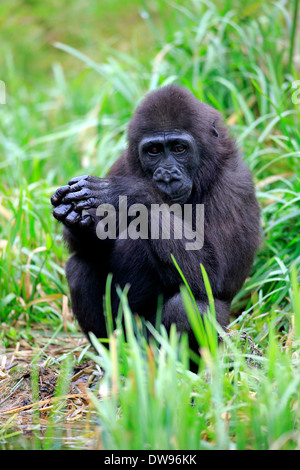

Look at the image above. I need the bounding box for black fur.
[51,85,260,349]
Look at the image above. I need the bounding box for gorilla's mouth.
[155,180,192,203]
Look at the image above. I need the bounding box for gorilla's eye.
[148,145,161,156]
[173,144,186,154]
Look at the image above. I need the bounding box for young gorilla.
[51,85,260,351]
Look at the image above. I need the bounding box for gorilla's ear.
[211,120,219,137]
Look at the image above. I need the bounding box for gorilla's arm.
[52,174,220,299]
[51,174,165,253]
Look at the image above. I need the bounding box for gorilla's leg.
[161,293,230,340]
[66,254,107,339]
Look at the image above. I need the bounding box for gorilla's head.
[137,129,198,203]
[127,85,236,203]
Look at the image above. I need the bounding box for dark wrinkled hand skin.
[51,175,110,228]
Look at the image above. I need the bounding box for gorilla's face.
[138,130,199,203]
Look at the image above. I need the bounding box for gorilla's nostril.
[170,167,182,180]
[153,167,181,183]
[153,168,163,181]
[153,168,168,182]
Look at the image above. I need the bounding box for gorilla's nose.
[153,167,182,184]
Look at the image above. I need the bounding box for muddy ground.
[0,332,104,449]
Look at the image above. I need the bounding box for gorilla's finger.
[62,188,91,202]
[67,179,89,192]
[79,215,93,227]
[53,203,73,220]
[68,175,89,185]
[51,185,71,206]
[68,175,103,185]
[74,198,97,211]
[64,210,81,226]
[69,180,110,194]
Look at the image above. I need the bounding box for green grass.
[0,0,300,450]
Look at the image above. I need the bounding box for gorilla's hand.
[51,175,110,227]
